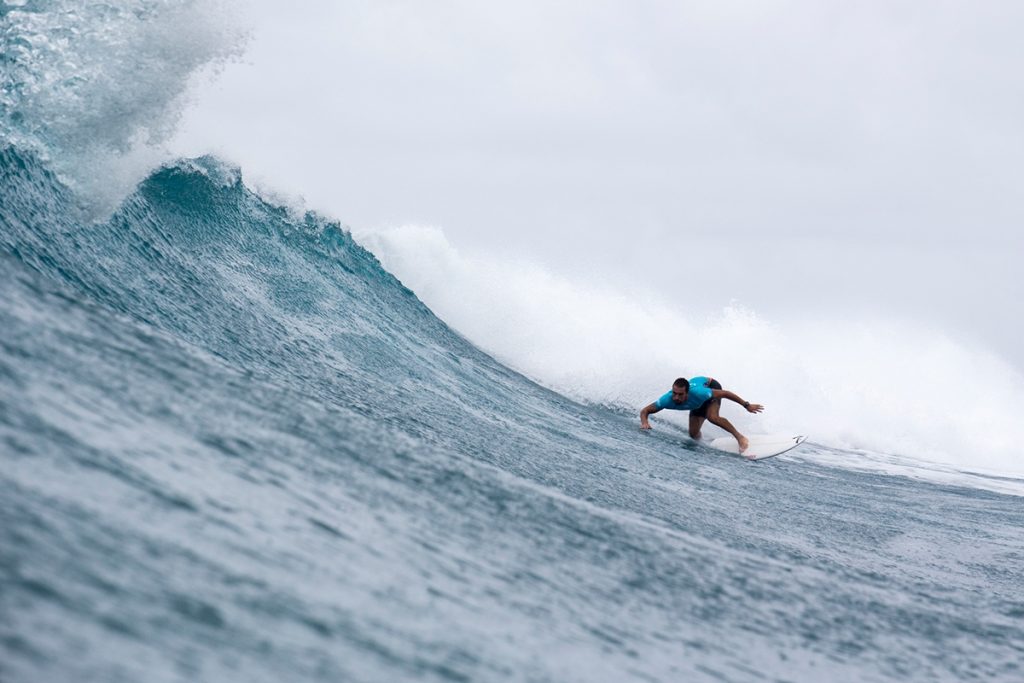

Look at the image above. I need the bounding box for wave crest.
[1,0,246,212]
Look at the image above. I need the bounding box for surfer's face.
[671,386,688,404]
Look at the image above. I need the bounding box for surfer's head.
[671,378,689,404]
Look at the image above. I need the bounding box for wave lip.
[1,0,246,211]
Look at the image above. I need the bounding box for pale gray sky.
[171,0,1024,367]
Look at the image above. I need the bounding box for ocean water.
[3,146,1024,683]
[3,3,1024,682]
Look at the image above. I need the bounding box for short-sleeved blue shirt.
[654,376,714,411]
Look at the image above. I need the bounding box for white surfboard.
[708,434,807,461]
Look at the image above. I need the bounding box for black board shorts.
[690,379,722,418]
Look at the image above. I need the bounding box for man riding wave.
[640,377,764,455]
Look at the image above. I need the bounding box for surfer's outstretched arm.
[640,403,660,430]
[712,389,764,414]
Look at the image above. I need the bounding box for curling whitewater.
[1,147,1023,683]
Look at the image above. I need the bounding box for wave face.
[3,146,1024,682]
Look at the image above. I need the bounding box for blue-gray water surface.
[2,147,1023,682]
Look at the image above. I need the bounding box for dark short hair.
[673,377,689,389]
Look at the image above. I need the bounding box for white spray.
[1,0,247,214]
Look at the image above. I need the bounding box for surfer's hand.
[640,421,652,430]
[745,403,764,414]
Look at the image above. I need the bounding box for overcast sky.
[171,0,1024,368]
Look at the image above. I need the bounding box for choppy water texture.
[2,146,1023,683]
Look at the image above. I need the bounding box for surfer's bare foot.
[737,436,750,454]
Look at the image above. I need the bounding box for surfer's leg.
[689,390,717,438]
[706,400,750,454]
[691,380,725,440]
[688,413,706,439]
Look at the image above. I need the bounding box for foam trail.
[357,224,1024,478]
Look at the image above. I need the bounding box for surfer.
[640,377,764,455]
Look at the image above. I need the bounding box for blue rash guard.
[654,376,715,411]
